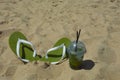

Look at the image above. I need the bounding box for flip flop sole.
[9,31,40,62]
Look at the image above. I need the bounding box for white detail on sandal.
[16,38,37,62]
[45,44,66,64]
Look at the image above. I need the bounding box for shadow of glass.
[70,60,95,70]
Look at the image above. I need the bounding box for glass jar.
[67,41,86,69]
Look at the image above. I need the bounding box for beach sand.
[0,0,120,80]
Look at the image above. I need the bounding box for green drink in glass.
[67,30,86,69]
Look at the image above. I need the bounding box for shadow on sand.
[70,60,95,70]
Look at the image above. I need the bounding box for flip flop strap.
[45,44,66,64]
[16,38,37,62]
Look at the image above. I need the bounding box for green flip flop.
[40,37,71,64]
[9,31,40,62]
[9,31,71,64]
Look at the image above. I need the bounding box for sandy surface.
[0,0,120,80]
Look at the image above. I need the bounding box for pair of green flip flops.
[9,31,71,64]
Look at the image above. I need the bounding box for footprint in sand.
[71,74,86,80]
[107,25,120,33]
[5,66,17,77]
[0,64,4,75]
[97,40,116,64]
[26,74,37,80]
[37,65,63,80]
[96,65,120,80]
[0,29,16,39]
[0,31,3,38]
[0,43,6,57]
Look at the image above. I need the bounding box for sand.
[0,0,120,80]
